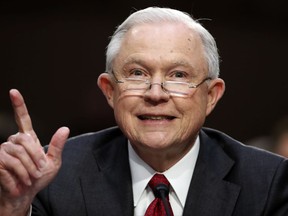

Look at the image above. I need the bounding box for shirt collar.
[128,136,200,207]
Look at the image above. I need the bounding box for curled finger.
[0,146,32,186]
[7,132,46,171]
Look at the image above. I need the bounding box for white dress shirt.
[129,136,200,216]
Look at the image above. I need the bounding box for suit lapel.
[183,130,241,216]
[79,135,134,216]
[75,128,241,216]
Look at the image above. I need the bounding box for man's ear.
[97,73,115,108]
[206,78,225,116]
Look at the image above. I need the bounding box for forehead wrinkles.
[123,22,202,53]
[114,23,207,73]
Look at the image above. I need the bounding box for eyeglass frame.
[109,70,212,96]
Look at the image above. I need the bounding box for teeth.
[146,116,164,120]
[140,116,172,120]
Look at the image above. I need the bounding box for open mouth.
[138,115,175,120]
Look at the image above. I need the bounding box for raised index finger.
[9,89,35,135]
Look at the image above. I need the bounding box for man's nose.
[144,82,170,102]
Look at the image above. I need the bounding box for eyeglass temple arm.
[110,71,124,83]
[189,77,212,88]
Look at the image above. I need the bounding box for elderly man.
[1,7,288,216]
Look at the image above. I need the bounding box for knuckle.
[0,142,12,152]
[10,133,35,150]
[0,141,26,157]
[7,133,18,142]
[19,133,33,143]
[14,145,25,155]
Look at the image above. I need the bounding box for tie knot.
[149,174,170,198]
[149,174,170,188]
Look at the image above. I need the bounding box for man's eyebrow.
[123,57,145,65]
[171,60,194,68]
[123,58,194,67]
[121,57,197,74]
[164,60,197,74]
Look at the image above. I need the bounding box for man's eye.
[131,69,145,76]
[173,71,186,78]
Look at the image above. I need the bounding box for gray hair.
[105,7,220,79]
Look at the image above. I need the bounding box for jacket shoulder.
[41,126,126,172]
[201,127,285,166]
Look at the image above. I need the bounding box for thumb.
[47,127,70,161]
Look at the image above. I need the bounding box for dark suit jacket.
[32,126,288,216]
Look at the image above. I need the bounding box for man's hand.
[0,89,70,216]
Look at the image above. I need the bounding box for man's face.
[99,22,224,158]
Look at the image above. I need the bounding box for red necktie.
[145,174,174,216]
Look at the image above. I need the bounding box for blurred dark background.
[1,0,288,145]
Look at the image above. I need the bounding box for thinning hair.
[105,7,220,79]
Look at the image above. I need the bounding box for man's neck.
[130,139,197,172]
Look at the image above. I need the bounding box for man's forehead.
[126,21,194,37]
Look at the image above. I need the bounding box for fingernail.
[26,178,32,186]
[38,159,47,169]
[34,170,42,178]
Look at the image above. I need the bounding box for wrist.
[0,200,30,216]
